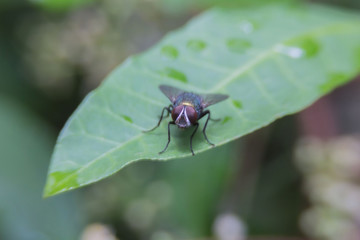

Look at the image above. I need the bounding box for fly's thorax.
[174,92,203,117]
[171,104,198,128]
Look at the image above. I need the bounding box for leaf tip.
[43,169,81,197]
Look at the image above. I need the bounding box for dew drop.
[226,38,251,54]
[274,45,304,59]
[161,67,187,83]
[283,38,320,58]
[161,45,178,59]
[221,116,232,124]
[232,100,243,109]
[319,72,349,94]
[122,115,133,123]
[300,38,320,58]
[239,20,256,34]
[187,39,206,51]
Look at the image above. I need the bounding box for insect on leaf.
[44,3,360,197]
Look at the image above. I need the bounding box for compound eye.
[185,107,197,124]
[171,106,183,121]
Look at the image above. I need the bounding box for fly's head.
[172,103,197,128]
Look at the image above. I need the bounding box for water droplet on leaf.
[161,67,187,83]
[300,38,320,58]
[161,45,178,59]
[226,38,251,54]
[222,116,232,124]
[122,115,133,123]
[232,100,243,109]
[275,45,304,59]
[284,38,320,58]
[239,20,256,34]
[187,39,206,51]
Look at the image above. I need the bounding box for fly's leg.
[143,105,172,132]
[190,123,199,156]
[159,121,175,154]
[199,110,215,146]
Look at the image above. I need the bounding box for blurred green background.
[1,0,360,239]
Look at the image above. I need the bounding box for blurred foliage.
[0,0,26,9]
[29,0,95,12]
[19,0,187,100]
[159,0,298,15]
[245,117,304,235]
[296,137,360,240]
[0,96,85,240]
[83,142,239,239]
[315,0,360,9]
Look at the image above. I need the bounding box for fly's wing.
[159,85,185,103]
[200,93,229,108]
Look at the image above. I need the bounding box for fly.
[143,85,229,155]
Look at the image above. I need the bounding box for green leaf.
[44,3,360,196]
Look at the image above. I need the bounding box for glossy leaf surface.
[45,3,360,196]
